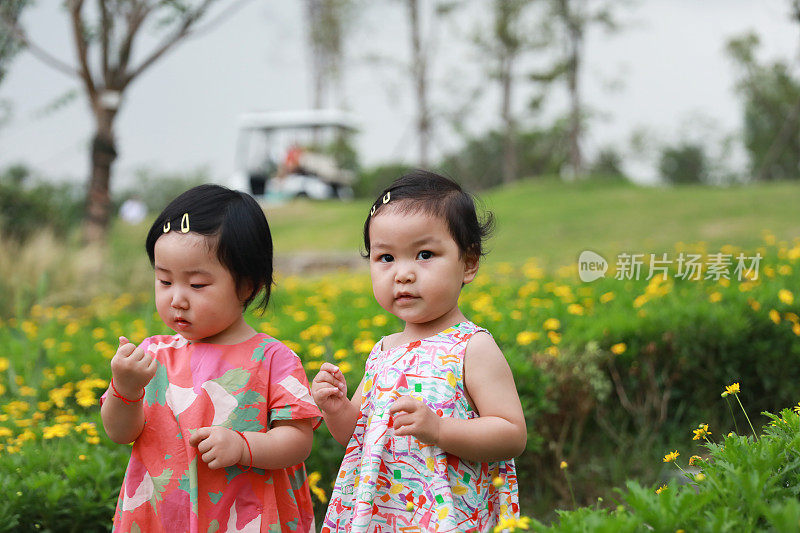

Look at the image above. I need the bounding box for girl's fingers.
[318,362,342,378]
[388,395,418,415]
[188,427,211,446]
[314,372,346,392]
[202,450,215,466]
[315,387,343,402]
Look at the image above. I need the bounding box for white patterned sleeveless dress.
[321,321,519,533]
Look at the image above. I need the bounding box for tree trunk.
[407,0,430,167]
[567,26,582,178]
[83,105,117,245]
[500,55,517,184]
[563,0,583,179]
[306,0,326,110]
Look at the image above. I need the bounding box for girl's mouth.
[174,318,191,329]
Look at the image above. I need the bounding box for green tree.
[1,1,242,244]
[0,0,30,128]
[304,0,356,111]
[472,0,545,184]
[533,0,629,179]
[727,32,800,181]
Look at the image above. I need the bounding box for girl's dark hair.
[363,169,494,260]
[146,184,273,312]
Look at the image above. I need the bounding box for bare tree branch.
[0,8,80,79]
[98,0,112,86]
[122,0,219,86]
[115,0,151,87]
[67,0,98,100]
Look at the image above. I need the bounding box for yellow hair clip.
[370,191,391,217]
[162,221,170,233]
[180,213,190,233]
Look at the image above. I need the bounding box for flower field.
[1,235,800,530]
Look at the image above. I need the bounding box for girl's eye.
[417,250,433,260]
[190,284,207,289]
[159,280,171,286]
[378,254,394,263]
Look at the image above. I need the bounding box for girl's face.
[154,232,253,345]
[368,207,478,335]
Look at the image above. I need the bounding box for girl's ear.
[238,281,258,305]
[462,254,480,285]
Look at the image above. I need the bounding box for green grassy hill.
[265,178,800,269]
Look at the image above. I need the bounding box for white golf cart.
[232,109,358,200]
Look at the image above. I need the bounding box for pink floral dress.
[102,333,321,532]
[321,321,519,533]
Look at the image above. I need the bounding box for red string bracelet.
[110,378,145,405]
[234,430,253,472]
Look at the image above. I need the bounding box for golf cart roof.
[238,109,359,132]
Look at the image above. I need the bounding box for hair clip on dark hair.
[162,213,190,233]
[370,191,391,217]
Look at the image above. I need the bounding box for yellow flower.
[333,349,348,360]
[307,471,327,503]
[547,331,561,345]
[793,402,800,414]
[544,346,559,357]
[692,424,711,441]
[610,343,626,355]
[599,292,615,304]
[663,450,679,463]
[655,485,667,495]
[559,461,568,470]
[694,473,706,482]
[42,423,71,439]
[567,304,584,316]
[353,338,375,354]
[516,331,540,346]
[543,318,560,331]
[722,382,740,397]
[372,315,388,326]
[0,357,9,372]
[769,309,781,324]
[689,455,702,466]
[709,291,722,303]
[779,289,794,305]
[338,361,353,374]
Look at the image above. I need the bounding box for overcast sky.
[0,0,797,190]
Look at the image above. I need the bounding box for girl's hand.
[109,336,157,399]
[389,395,441,446]
[188,426,246,470]
[311,362,349,414]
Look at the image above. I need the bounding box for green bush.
[530,407,800,532]
[0,165,83,241]
[658,143,708,184]
[436,124,569,190]
[353,163,414,199]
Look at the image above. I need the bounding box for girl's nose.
[171,289,189,309]
[394,261,416,283]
